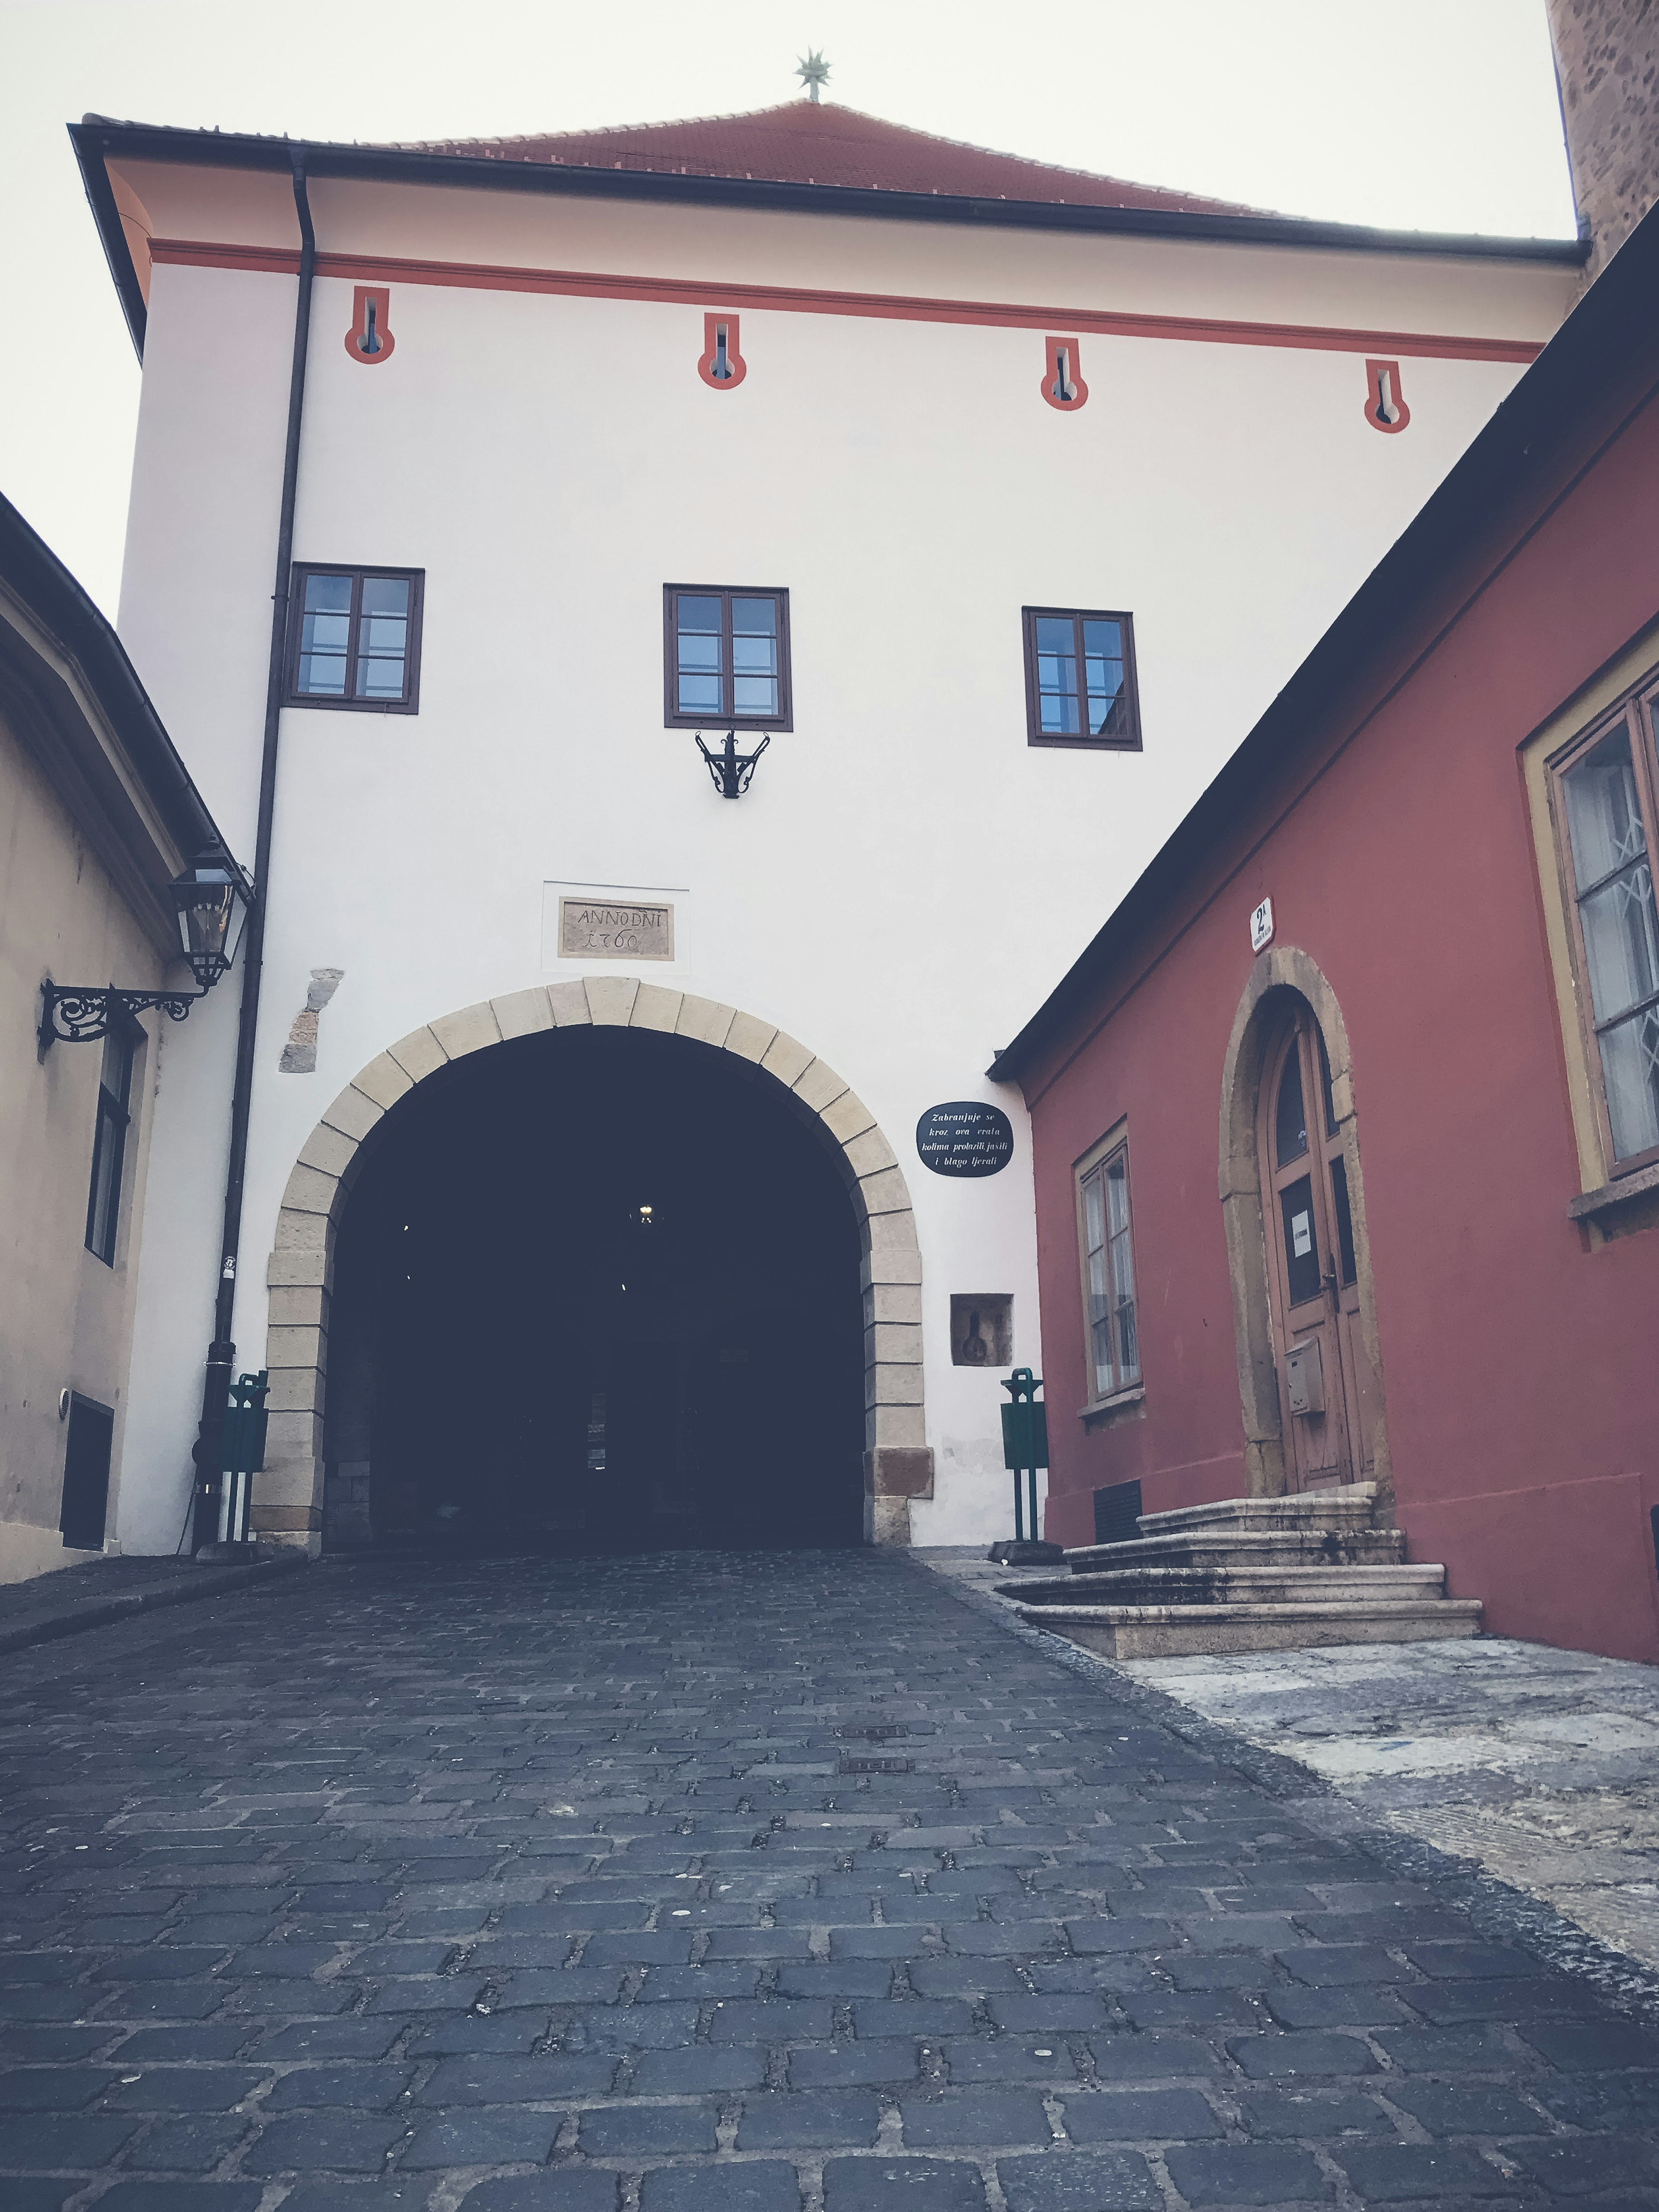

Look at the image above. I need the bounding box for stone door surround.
[260,977,931,1555]
[1217,946,1392,1511]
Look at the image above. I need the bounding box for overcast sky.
[3,0,1578,614]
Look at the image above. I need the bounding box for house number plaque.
[916,1101,1015,1178]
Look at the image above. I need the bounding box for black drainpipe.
[190,154,316,1547]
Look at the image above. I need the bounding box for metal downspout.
[189,156,316,1548]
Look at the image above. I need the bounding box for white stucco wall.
[110,166,1572,1548]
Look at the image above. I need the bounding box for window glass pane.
[1564,725,1646,888]
[1316,1028,1338,1138]
[677,596,722,632]
[360,576,409,616]
[1105,1154,1130,1237]
[359,617,407,654]
[678,635,722,673]
[1599,1005,1659,1161]
[298,655,347,696]
[1035,617,1074,654]
[86,1096,125,1265]
[356,657,407,700]
[1082,1166,1106,1258]
[1279,1174,1322,1304]
[678,674,722,713]
[1577,868,1659,1025]
[304,573,353,614]
[732,635,776,674]
[1082,619,1122,658]
[732,597,776,635]
[100,1030,133,1111]
[1275,1045,1309,1165]
[1035,617,1081,734]
[1328,1154,1358,1286]
[732,676,779,715]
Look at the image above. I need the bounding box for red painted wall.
[1021,376,1659,1665]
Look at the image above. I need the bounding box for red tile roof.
[401,100,1262,216]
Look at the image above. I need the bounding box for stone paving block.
[1336,2140,1522,2199]
[901,2089,1051,2145]
[121,2110,251,2168]
[0,2110,138,2165]
[93,2189,267,2211]
[987,1994,1111,2033]
[1060,2086,1222,2140]
[400,2108,562,2166]
[1533,2070,1659,2130]
[1088,2031,1221,2079]
[790,2037,924,2086]
[1264,1985,1412,2029]
[257,2020,406,2059]
[1238,2088,1392,2138]
[459,2176,620,2211]
[852,1999,976,2038]
[0,2065,116,2107]
[944,2041,1078,2085]
[996,2150,1162,2212]
[1406,1941,1545,1980]
[241,2113,408,2171]
[1228,2029,1378,2078]
[1062,1919,1170,1955]
[821,2158,988,2209]
[578,2102,718,2156]
[1503,2131,1659,2195]
[264,2063,416,2108]
[1164,2139,1330,2205]
[639,2164,801,2212]
[630,2046,767,2095]
[1374,2022,1533,2073]
[1276,1945,1403,1986]
[707,1999,836,2043]
[737,2089,883,2147]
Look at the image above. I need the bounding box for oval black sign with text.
[915,1101,1015,1179]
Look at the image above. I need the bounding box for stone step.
[1014,1596,1484,1660]
[1061,1527,1407,1574]
[1129,1482,1379,1540]
[1001,1562,1446,1608]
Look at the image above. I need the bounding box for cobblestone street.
[4,1552,1659,2211]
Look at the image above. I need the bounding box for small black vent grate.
[1093,1479,1144,1548]
[835,1724,909,1741]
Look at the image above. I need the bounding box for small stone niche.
[950,1294,1013,1369]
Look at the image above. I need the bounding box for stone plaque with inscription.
[559,898,675,962]
[915,1101,1015,1178]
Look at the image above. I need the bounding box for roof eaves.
[987,200,1659,1090]
[0,489,234,868]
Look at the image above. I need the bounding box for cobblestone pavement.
[4,1552,1659,2211]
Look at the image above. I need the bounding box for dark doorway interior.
[325,1025,865,1551]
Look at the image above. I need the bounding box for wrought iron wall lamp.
[694,728,769,799]
[38,852,252,1050]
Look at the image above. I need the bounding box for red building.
[995,203,1659,1665]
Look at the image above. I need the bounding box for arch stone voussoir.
[258,980,931,1555]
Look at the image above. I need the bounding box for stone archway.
[1217,947,1393,1508]
[257,977,930,1555]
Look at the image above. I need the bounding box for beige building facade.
[0,493,236,1581]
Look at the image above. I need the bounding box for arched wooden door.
[1258,1003,1378,1489]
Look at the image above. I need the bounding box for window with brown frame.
[663,587,792,731]
[1549,674,1659,1174]
[1076,1133,1141,1404]
[285,566,423,712]
[1023,607,1140,750]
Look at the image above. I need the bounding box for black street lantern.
[38,850,252,1050]
[694,728,769,799]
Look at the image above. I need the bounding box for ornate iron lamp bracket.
[694,729,769,799]
[38,981,203,1052]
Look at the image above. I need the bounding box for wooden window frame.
[284,564,425,714]
[1545,668,1659,1181]
[1074,1122,1143,1414]
[662,585,793,732]
[1022,606,1141,752]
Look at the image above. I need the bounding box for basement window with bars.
[286,566,424,712]
[664,586,792,731]
[1023,606,1141,750]
[1077,1133,1141,1405]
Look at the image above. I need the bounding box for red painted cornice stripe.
[146,238,1545,364]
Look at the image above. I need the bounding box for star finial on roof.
[795,48,830,103]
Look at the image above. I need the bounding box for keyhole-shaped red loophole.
[1041,334,1088,411]
[1363,356,1410,433]
[698,312,747,390]
[346,286,396,367]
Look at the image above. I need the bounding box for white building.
[72,97,1578,1556]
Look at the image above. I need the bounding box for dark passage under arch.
[322,1025,865,1551]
